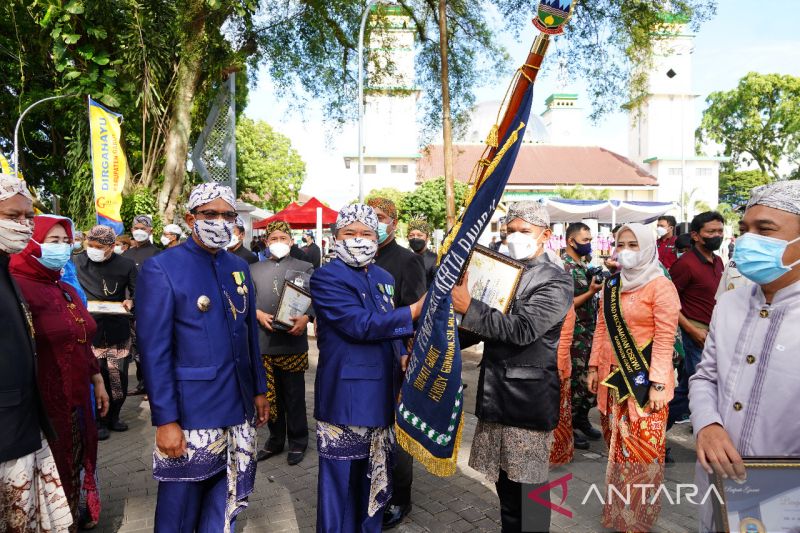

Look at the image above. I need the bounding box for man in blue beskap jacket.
[310,203,425,533]
[137,183,269,533]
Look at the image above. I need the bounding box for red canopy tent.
[252,197,338,230]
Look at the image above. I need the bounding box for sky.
[244,0,800,210]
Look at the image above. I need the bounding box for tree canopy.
[236,117,306,212]
[403,176,467,229]
[699,73,800,181]
[718,167,771,208]
[554,184,611,200]
[1,0,718,228]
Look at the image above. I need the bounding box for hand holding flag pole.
[396,0,577,477]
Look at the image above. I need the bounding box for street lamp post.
[13,94,80,178]
[357,0,396,203]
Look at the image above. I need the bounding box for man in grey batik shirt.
[250,221,315,465]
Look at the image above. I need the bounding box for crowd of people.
[1,170,798,533]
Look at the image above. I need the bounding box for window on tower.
[364,165,377,174]
[695,168,712,177]
[391,164,408,174]
[668,167,682,176]
[667,68,677,78]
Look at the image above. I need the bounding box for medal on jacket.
[233,271,248,295]
[226,272,248,320]
[197,295,211,312]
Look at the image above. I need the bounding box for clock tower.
[628,19,723,220]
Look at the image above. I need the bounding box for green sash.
[600,273,652,409]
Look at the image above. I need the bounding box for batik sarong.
[317,422,394,517]
[599,388,667,532]
[262,352,308,420]
[153,420,257,533]
[469,420,552,484]
[92,340,131,403]
[549,378,574,466]
[0,437,73,533]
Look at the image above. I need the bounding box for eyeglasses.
[192,209,238,222]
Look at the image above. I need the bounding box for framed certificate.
[460,244,524,317]
[86,300,129,315]
[712,457,800,533]
[274,281,312,329]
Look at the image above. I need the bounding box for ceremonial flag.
[88,96,128,234]
[395,0,575,476]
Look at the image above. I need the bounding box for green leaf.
[51,26,62,39]
[63,33,81,44]
[65,0,85,14]
[77,43,94,59]
[92,53,110,65]
[63,70,82,81]
[101,93,121,108]
[86,27,108,40]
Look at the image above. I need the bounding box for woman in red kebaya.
[10,215,110,530]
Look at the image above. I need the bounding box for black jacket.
[74,252,138,347]
[0,256,49,461]
[231,244,259,265]
[374,238,426,308]
[122,240,160,270]
[302,242,322,269]
[460,253,573,431]
[418,249,437,287]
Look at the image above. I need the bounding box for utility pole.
[438,0,456,231]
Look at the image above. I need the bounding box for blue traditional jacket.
[136,237,268,430]
[311,258,414,428]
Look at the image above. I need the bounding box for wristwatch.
[652,383,665,392]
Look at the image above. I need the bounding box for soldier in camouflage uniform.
[562,223,604,446]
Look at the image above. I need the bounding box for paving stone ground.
[93,341,699,533]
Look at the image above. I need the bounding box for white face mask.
[505,230,542,261]
[113,245,124,255]
[194,219,234,250]
[161,235,172,247]
[655,226,668,238]
[335,238,378,267]
[0,219,33,254]
[86,247,108,262]
[269,242,290,259]
[617,249,640,269]
[132,229,150,242]
[228,234,240,248]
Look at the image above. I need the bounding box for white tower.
[541,93,584,146]
[347,6,420,193]
[628,19,722,220]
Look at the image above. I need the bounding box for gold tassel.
[485,124,499,148]
[395,409,465,477]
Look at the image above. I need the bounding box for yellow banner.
[0,153,23,180]
[88,97,128,233]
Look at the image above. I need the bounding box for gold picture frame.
[711,456,800,533]
[274,281,312,329]
[458,245,524,332]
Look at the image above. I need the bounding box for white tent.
[541,199,677,226]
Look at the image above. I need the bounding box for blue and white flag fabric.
[396,83,535,475]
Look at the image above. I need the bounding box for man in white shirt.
[689,181,800,530]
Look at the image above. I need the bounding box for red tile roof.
[417,144,658,187]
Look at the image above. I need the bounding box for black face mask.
[409,238,427,253]
[702,236,723,252]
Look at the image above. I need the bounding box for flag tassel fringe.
[395,409,465,478]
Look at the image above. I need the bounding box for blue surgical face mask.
[572,241,592,257]
[37,242,73,270]
[377,222,390,244]
[733,233,800,285]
